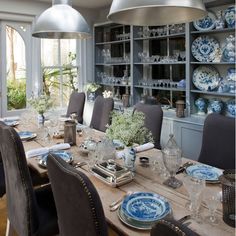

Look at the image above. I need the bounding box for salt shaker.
[64,120,76,145]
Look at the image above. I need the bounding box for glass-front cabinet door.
[0,21,32,117]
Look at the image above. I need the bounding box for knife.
[176,162,193,175]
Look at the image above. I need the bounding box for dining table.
[17,123,234,236]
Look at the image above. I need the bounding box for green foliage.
[28,94,53,115]
[86,83,101,93]
[7,79,26,110]
[105,110,153,146]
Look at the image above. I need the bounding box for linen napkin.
[116,142,154,159]
[26,143,70,158]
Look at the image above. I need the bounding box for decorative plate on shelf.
[193,65,220,91]
[38,150,73,168]
[186,164,223,182]
[193,11,216,31]
[191,36,220,62]
[121,192,171,223]
[224,6,236,28]
[18,131,37,141]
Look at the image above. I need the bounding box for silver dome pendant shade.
[107,0,207,26]
[32,0,91,39]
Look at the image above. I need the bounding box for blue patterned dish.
[193,11,216,31]
[193,66,220,91]
[4,120,19,127]
[38,150,73,168]
[224,6,236,28]
[195,98,208,115]
[226,99,236,117]
[191,36,219,62]
[18,131,37,141]
[121,192,171,223]
[186,164,223,182]
[207,99,224,114]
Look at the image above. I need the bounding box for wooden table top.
[21,126,234,236]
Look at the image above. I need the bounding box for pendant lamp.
[32,0,91,39]
[107,0,207,26]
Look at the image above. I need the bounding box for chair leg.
[5,219,14,236]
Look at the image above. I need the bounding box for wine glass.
[162,134,182,189]
[183,175,206,223]
[203,188,220,225]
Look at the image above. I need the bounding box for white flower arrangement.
[103,90,113,98]
[105,110,153,147]
[28,94,53,115]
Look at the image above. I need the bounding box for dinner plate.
[193,11,216,31]
[121,192,171,223]
[38,150,73,168]
[117,207,154,230]
[186,164,223,182]
[193,65,220,91]
[191,36,219,62]
[4,120,19,127]
[18,131,37,141]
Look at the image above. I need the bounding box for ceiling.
[34,0,112,9]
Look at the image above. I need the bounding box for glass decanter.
[162,134,182,189]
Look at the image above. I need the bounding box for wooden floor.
[0,195,119,236]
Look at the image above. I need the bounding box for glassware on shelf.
[203,188,221,225]
[162,134,182,189]
[183,175,206,223]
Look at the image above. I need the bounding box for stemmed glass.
[162,134,182,189]
[183,175,206,223]
[203,188,220,225]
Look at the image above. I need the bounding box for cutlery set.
[109,191,132,212]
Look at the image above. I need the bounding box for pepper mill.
[64,120,76,145]
[176,100,185,118]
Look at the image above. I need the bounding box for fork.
[109,191,132,211]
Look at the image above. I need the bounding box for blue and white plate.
[224,6,236,28]
[193,66,220,91]
[18,131,37,141]
[191,36,220,62]
[186,164,223,182]
[193,11,216,31]
[38,150,73,168]
[121,192,171,223]
[4,120,19,127]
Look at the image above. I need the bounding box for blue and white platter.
[121,192,171,223]
[18,131,37,141]
[186,164,223,183]
[224,6,236,28]
[38,150,73,168]
[193,11,216,31]
[193,65,220,91]
[191,36,219,62]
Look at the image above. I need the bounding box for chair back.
[0,122,39,235]
[198,113,235,169]
[47,153,108,236]
[0,150,5,197]
[134,103,163,149]
[90,96,114,132]
[66,91,85,123]
[151,219,200,236]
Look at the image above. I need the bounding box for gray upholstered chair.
[66,91,85,123]
[134,103,163,149]
[47,153,108,236]
[198,113,235,170]
[151,219,200,236]
[0,123,58,236]
[90,95,114,132]
[0,152,5,198]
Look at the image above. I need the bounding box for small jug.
[122,147,136,171]
[64,120,76,145]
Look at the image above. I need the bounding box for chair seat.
[34,185,59,236]
[0,162,5,198]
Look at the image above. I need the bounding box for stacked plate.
[185,164,223,183]
[38,150,73,168]
[18,131,37,141]
[118,192,171,230]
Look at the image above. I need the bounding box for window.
[41,39,78,107]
